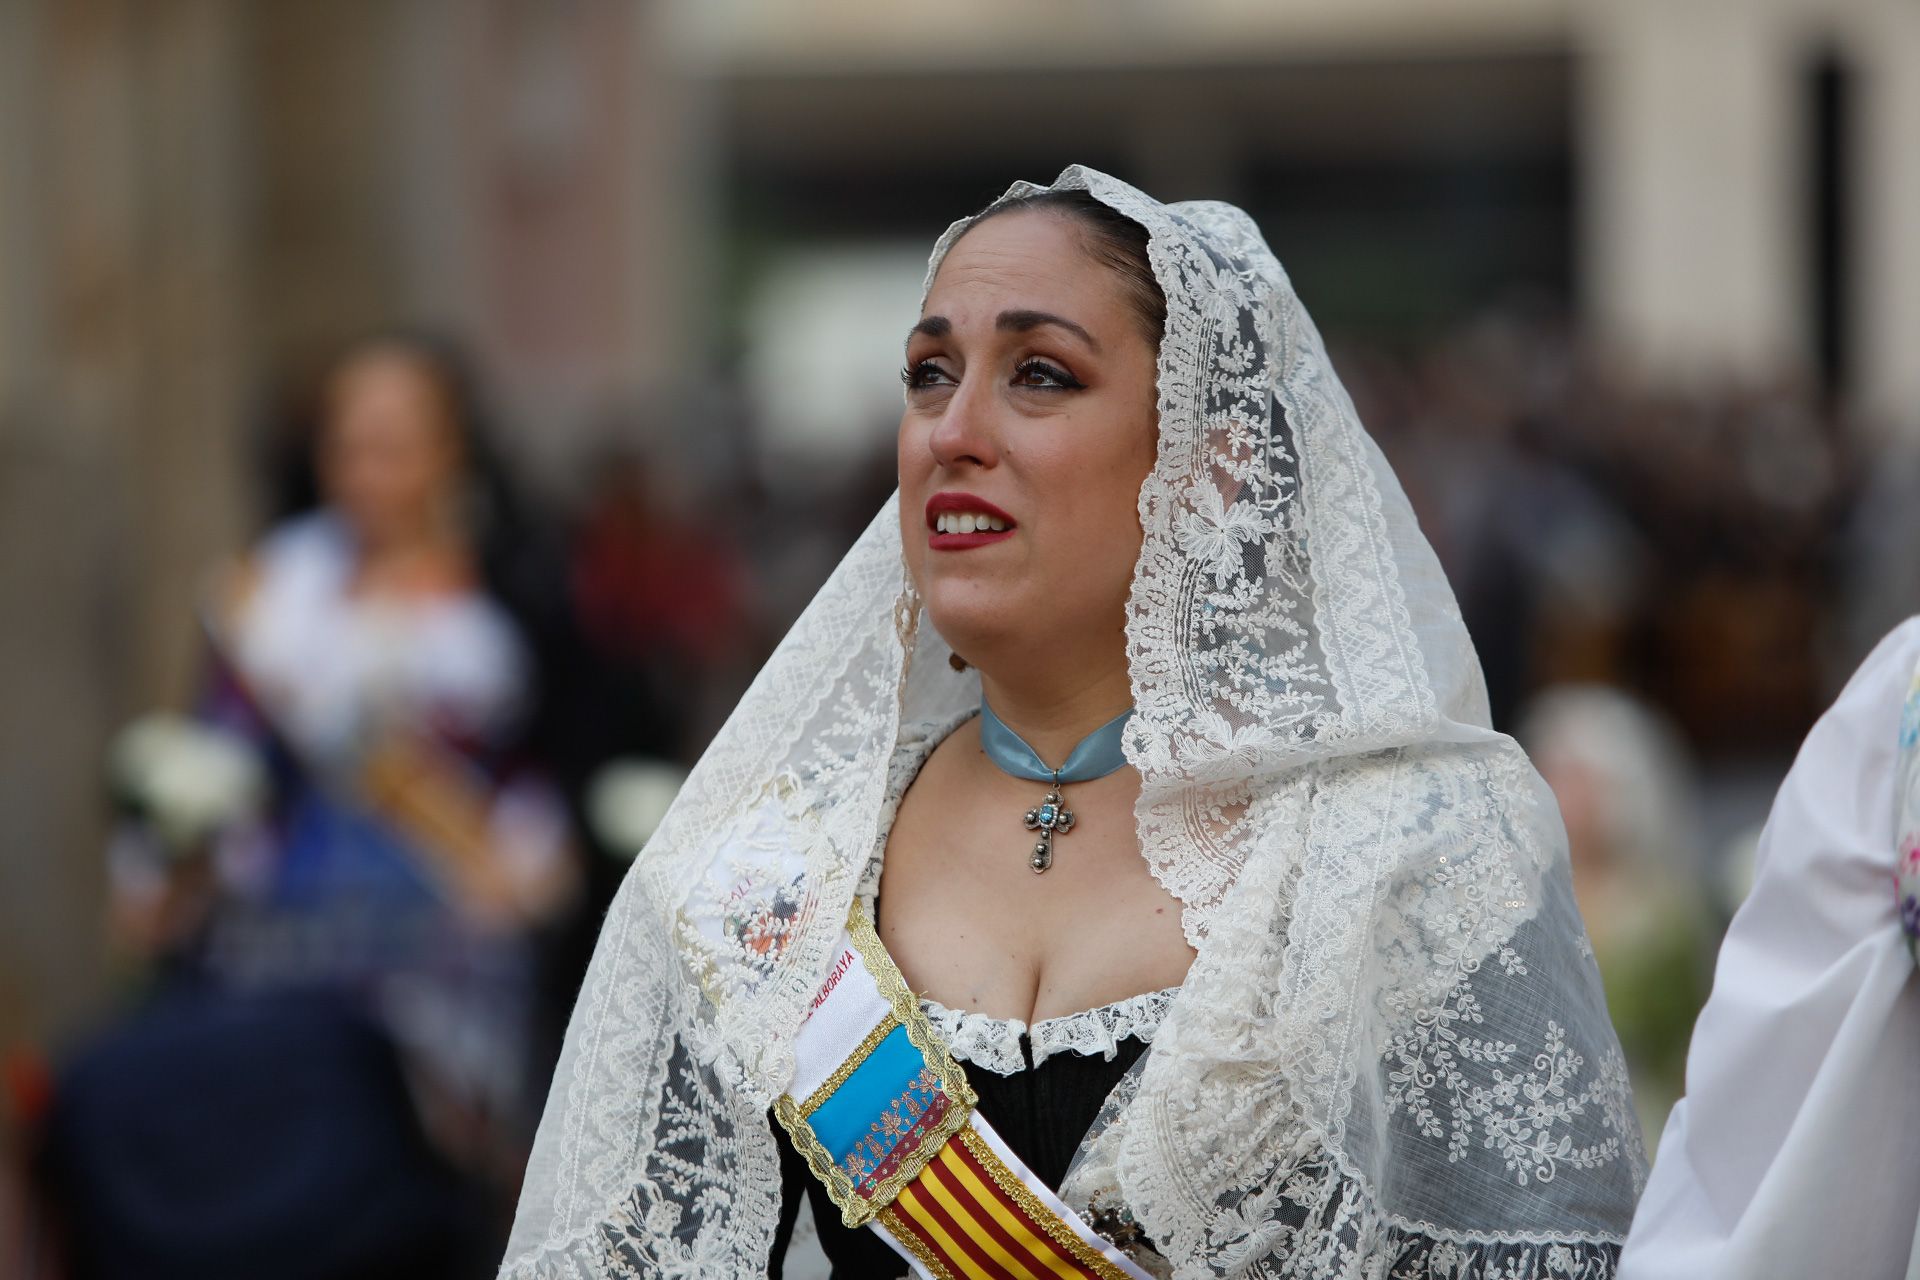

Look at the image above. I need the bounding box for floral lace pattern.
[920,987,1179,1077]
[503,166,1644,1280]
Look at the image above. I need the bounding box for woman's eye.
[901,359,954,390]
[1013,359,1085,391]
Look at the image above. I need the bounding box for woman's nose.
[927,376,999,470]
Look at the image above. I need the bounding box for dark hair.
[965,188,1166,350]
[259,329,563,656]
[320,331,481,454]
[263,329,498,521]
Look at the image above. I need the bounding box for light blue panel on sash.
[807,1024,926,1162]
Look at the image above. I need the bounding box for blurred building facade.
[2,0,1917,1046]
[694,0,1920,439]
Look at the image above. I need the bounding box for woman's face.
[898,209,1159,670]
[318,350,464,548]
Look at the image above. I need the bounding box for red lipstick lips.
[925,492,1017,551]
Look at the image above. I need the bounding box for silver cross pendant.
[1022,786,1076,873]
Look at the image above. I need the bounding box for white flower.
[110,714,266,851]
[587,757,688,859]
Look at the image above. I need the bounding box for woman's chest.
[875,775,1192,1024]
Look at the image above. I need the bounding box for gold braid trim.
[877,1204,965,1280]
[956,1126,1135,1280]
[846,899,979,1115]
[772,900,977,1228]
[797,1018,896,1117]
[770,1093,859,1221]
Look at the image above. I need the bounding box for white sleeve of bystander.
[1620,616,1920,1280]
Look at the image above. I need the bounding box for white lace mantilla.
[501,166,1644,1280]
[920,987,1178,1076]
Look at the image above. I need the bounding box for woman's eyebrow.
[904,311,1101,353]
[996,309,1100,352]
[906,316,951,350]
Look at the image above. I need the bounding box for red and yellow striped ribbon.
[876,1126,1135,1280]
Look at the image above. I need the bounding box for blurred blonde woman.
[1518,683,1713,1146]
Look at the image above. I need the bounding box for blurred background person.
[34,334,581,1278]
[199,333,577,1124]
[567,434,760,763]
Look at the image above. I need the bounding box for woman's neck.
[351,524,475,599]
[976,664,1133,768]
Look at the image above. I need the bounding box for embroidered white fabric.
[499,166,1645,1279]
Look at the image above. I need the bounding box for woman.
[1618,619,1920,1278]
[216,336,578,1116]
[122,335,575,1132]
[502,168,1642,1279]
[46,337,575,1276]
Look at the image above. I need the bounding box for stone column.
[1578,0,1802,383]
[247,0,404,371]
[0,0,251,1045]
[1850,2,1920,435]
[379,0,696,488]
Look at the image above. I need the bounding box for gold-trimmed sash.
[774,902,1152,1280]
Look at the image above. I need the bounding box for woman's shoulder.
[206,513,346,633]
[250,511,351,574]
[1743,615,1920,902]
[898,709,979,775]
[1790,615,1920,809]
[879,710,979,820]
[1840,615,1920,711]
[1775,616,1920,791]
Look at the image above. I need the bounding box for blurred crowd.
[2,309,1906,1277]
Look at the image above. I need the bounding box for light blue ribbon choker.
[978,701,1133,873]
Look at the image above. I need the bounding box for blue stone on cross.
[1023,785,1076,873]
